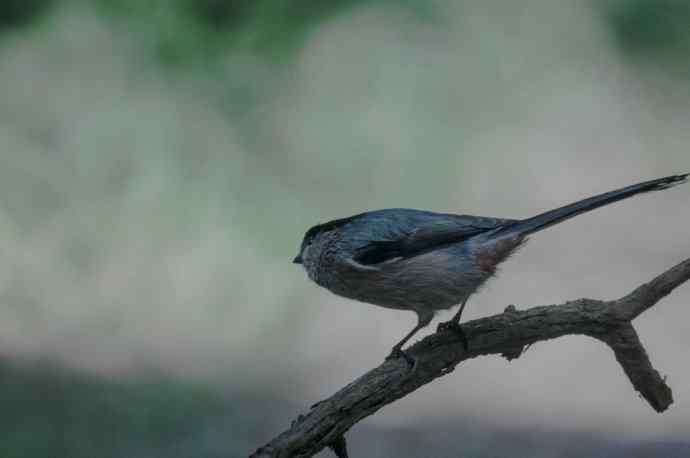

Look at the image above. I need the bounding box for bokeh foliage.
[0,0,54,28]
[605,0,690,64]
[88,0,375,64]
[2,0,688,65]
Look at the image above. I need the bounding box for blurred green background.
[1,0,689,457]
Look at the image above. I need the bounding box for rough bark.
[251,258,690,458]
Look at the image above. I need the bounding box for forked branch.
[251,258,690,458]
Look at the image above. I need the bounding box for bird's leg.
[386,312,432,367]
[449,297,469,324]
[438,298,469,350]
[386,325,422,366]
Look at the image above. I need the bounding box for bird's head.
[293,224,321,266]
[294,214,361,274]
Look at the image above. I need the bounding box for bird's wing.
[353,214,516,265]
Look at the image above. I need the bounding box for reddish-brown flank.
[475,236,525,274]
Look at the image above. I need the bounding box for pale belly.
[322,246,491,314]
[318,236,525,315]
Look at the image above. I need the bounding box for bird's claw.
[437,320,469,351]
[385,347,415,369]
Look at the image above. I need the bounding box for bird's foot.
[437,320,469,351]
[385,347,415,369]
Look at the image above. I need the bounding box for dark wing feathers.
[353,212,517,265]
[354,240,402,265]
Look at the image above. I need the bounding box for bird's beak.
[293,254,303,264]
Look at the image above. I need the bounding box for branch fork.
[252,258,690,457]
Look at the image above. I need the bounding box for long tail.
[494,173,688,238]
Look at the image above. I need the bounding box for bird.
[293,174,688,363]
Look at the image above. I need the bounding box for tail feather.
[494,173,688,238]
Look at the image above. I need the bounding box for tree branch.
[251,257,690,457]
